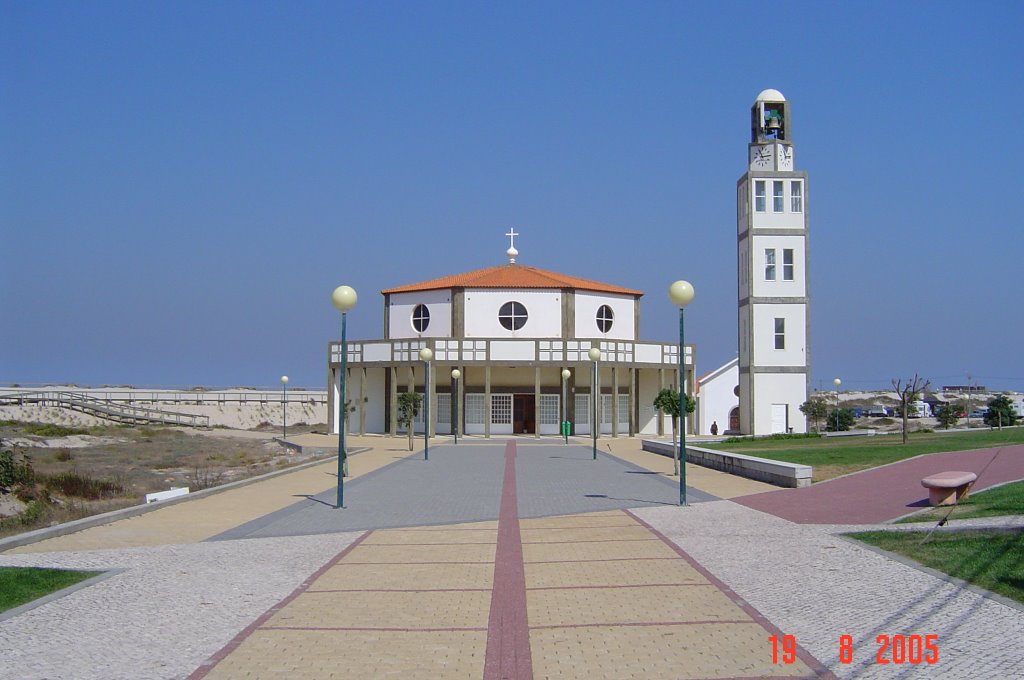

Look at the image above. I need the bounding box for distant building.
[696,358,739,435]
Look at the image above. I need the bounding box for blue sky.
[2,1,1021,391]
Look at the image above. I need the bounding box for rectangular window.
[773,181,784,212]
[575,394,590,426]
[783,249,794,281]
[754,181,766,212]
[774,318,785,350]
[539,395,560,425]
[465,394,485,424]
[791,181,803,212]
[764,248,776,281]
[491,394,512,425]
[436,393,451,427]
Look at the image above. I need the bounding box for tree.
[826,408,856,432]
[934,403,961,430]
[397,392,423,451]
[800,397,829,433]
[984,395,1018,429]
[891,374,930,444]
[653,388,696,476]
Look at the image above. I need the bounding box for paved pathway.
[1,437,1022,679]
[734,445,1024,524]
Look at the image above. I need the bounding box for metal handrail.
[0,390,211,428]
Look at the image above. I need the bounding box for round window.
[498,301,528,331]
[596,305,614,333]
[412,304,430,333]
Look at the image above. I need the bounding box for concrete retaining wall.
[641,439,811,488]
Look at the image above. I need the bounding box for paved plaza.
[1,436,1022,679]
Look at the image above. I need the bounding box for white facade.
[463,289,562,338]
[737,89,810,435]
[697,358,739,435]
[329,259,693,439]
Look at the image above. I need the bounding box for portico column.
[611,366,619,438]
[534,367,541,439]
[388,365,398,437]
[484,365,491,439]
[408,366,416,434]
[428,360,436,437]
[628,367,636,436]
[359,367,367,435]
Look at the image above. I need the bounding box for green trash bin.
[561,421,571,437]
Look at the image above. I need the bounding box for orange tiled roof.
[381,264,643,296]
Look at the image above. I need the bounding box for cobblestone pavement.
[634,501,1024,680]
[1,438,1021,679]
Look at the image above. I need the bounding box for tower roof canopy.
[755,88,786,102]
[382,264,643,297]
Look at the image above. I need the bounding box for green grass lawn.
[897,481,1024,523]
[849,530,1024,604]
[0,566,102,613]
[704,428,1024,481]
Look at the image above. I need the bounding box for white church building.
[327,88,812,439]
[327,234,694,439]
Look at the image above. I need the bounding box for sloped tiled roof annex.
[381,264,644,296]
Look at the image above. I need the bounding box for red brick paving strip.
[734,444,1024,524]
[483,440,534,680]
[186,530,374,680]
[626,510,836,679]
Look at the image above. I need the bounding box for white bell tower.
[737,89,810,434]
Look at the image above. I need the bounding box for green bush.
[721,432,822,444]
[0,450,35,490]
[24,424,88,437]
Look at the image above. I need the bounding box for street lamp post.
[669,280,695,506]
[331,285,357,509]
[451,368,461,445]
[833,378,842,431]
[280,375,289,439]
[561,368,571,445]
[420,347,433,460]
[588,347,601,460]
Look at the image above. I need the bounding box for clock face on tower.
[751,145,773,168]
[778,145,793,170]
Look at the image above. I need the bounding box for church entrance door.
[513,394,536,434]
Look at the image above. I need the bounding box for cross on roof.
[505,228,519,263]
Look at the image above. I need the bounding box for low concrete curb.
[0,448,367,553]
[641,439,811,488]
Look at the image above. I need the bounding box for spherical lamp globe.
[668,280,695,308]
[451,369,461,380]
[419,347,433,362]
[561,369,571,380]
[280,375,289,385]
[588,347,602,362]
[331,285,357,312]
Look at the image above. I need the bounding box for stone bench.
[641,439,812,488]
[920,471,977,506]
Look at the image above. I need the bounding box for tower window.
[754,181,766,212]
[411,304,430,333]
[783,249,794,281]
[773,181,784,212]
[765,248,776,281]
[774,318,785,350]
[791,181,803,213]
[596,305,614,333]
[498,301,528,331]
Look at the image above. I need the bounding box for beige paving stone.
[525,557,705,588]
[341,541,497,564]
[266,590,491,630]
[204,629,487,679]
[523,538,674,562]
[527,584,742,627]
[312,562,495,591]
[521,525,653,543]
[521,511,633,529]
[363,528,497,545]
[399,520,499,531]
